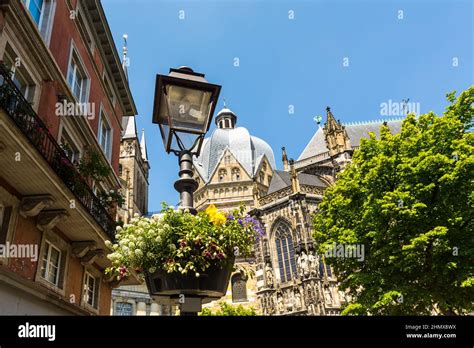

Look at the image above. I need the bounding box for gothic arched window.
[218,169,227,182]
[319,256,325,276]
[231,273,247,302]
[274,221,297,283]
[318,256,333,277]
[231,168,240,181]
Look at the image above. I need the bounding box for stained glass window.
[274,221,297,283]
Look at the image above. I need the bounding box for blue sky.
[102,0,473,213]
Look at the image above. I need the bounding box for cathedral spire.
[281,146,289,171]
[140,128,148,162]
[323,106,352,169]
[325,106,340,133]
[289,159,300,193]
[122,116,137,139]
[122,34,129,80]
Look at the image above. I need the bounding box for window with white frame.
[59,127,81,164]
[67,48,89,103]
[98,110,112,160]
[38,0,55,43]
[22,0,43,25]
[83,271,98,308]
[3,48,36,103]
[40,241,61,286]
[22,0,56,42]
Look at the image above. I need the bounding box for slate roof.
[298,120,403,161]
[267,170,328,194]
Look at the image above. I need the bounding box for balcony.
[0,64,116,240]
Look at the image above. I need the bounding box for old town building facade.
[0,0,139,315]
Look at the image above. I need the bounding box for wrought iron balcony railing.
[0,64,116,239]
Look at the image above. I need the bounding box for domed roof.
[193,108,276,182]
[216,107,236,117]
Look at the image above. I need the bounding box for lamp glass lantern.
[152,67,221,155]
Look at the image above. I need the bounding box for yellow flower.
[205,204,226,225]
[205,204,218,217]
[212,212,226,225]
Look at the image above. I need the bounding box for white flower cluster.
[106,215,164,271]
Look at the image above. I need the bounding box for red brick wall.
[7,215,42,281]
[42,0,124,175]
[65,255,83,308]
[37,80,61,138]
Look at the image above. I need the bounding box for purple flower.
[252,220,265,238]
[227,214,235,221]
[241,215,265,239]
[238,219,243,226]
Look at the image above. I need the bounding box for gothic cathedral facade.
[193,105,402,315]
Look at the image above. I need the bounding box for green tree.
[313,87,474,315]
[199,302,257,316]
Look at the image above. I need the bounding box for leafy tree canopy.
[313,86,473,315]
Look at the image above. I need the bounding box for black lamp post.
[152,66,221,214]
[152,67,221,315]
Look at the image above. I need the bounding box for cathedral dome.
[193,107,276,182]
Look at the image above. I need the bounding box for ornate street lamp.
[151,67,221,315]
[152,66,221,213]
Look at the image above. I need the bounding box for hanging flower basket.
[145,257,235,298]
[105,204,264,300]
